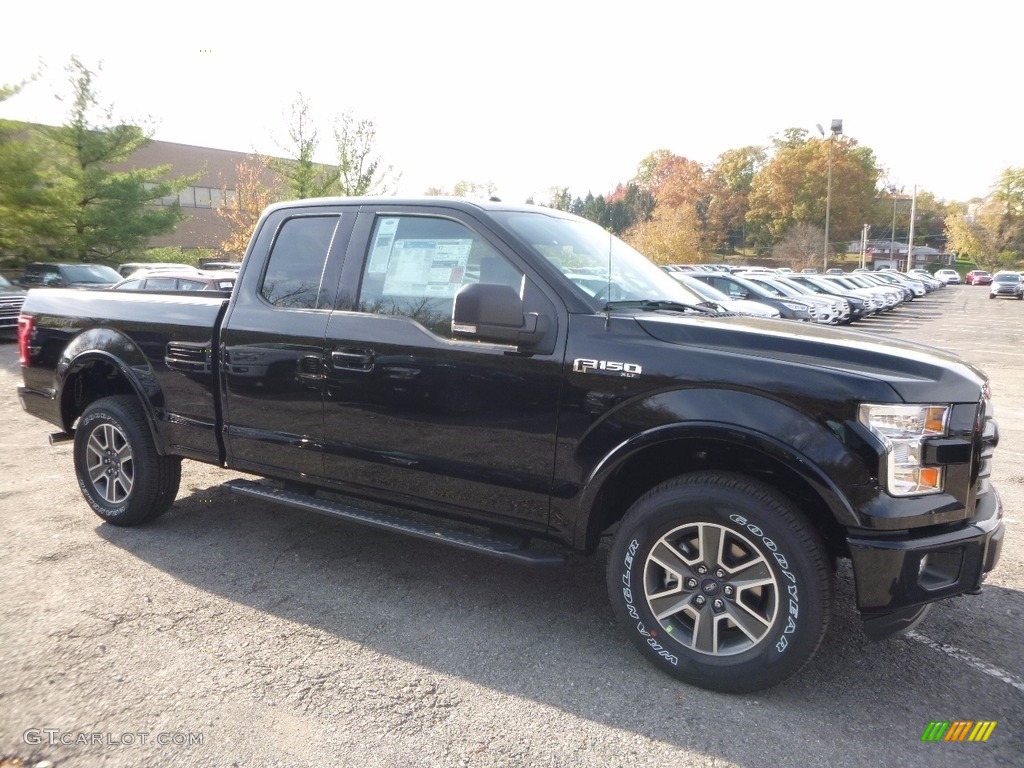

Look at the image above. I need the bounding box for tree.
[771,222,825,271]
[945,167,1024,270]
[746,132,881,255]
[627,151,718,260]
[0,79,57,265]
[334,111,400,196]
[269,93,338,199]
[706,146,766,252]
[424,180,496,198]
[216,154,281,257]
[39,57,194,262]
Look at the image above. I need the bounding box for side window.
[178,279,209,291]
[357,215,523,339]
[260,216,340,309]
[145,277,178,291]
[117,279,142,291]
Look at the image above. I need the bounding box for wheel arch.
[56,329,166,453]
[575,422,859,557]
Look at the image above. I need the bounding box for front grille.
[0,295,25,325]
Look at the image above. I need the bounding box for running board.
[224,479,566,566]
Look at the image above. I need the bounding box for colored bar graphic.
[921,721,996,742]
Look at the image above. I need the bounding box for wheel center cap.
[701,579,720,595]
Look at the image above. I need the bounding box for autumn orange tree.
[745,130,881,256]
[622,150,722,264]
[216,154,281,257]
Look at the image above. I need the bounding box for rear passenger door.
[220,206,354,479]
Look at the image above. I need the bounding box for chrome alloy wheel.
[643,522,779,656]
[85,422,135,504]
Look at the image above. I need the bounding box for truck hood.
[635,313,987,403]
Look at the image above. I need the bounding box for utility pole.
[817,119,842,272]
[905,185,917,273]
[860,224,871,270]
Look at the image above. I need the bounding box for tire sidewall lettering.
[728,513,799,654]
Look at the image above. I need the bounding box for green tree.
[0,80,57,265]
[333,111,400,196]
[269,93,338,199]
[945,167,1024,270]
[41,57,194,262]
[707,146,766,252]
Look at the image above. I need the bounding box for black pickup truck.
[16,198,1003,693]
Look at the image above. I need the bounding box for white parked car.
[989,271,1024,300]
[934,268,961,285]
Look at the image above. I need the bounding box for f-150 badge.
[573,358,642,377]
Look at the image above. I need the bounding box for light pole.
[889,186,903,269]
[816,119,842,271]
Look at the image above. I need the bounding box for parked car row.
[662,265,948,325]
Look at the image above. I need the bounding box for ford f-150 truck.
[16,197,1003,693]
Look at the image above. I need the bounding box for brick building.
[111,138,280,254]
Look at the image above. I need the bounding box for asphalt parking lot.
[1,284,1022,768]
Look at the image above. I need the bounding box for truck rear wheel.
[607,471,832,693]
[73,396,181,526]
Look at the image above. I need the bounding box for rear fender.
[57,328,166,451]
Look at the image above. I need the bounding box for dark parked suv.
[20,262,122,289]
[0,275,27,337]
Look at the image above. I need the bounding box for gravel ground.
[1,285,1022,767]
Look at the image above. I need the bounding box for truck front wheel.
[607,472,832,693]
[73,396,181,526]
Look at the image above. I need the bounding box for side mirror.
[452,283,546,347]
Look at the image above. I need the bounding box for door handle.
[331,348,374,372]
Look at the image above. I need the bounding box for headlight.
[858,404,949,496]
[781,301,806,311]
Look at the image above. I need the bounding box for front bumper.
[847,486,1003,623]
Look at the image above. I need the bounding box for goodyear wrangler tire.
[607,471,832,693]
[73,396,181,526]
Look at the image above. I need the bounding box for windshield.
[0,275,11,288]
[63,265,121,283]
[495,210,699,307]
[994,273,1020,283]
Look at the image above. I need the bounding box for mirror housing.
[452,283,546,347]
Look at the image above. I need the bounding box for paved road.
[1,285,1021,767]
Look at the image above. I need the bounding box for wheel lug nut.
[724,585,734,597]
[694,595,706,607]
[715,568,726,579]
[685,578,698,590]
[695,564,707,575]
[713,598,724,611]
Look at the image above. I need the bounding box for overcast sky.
[3,1,1021,203]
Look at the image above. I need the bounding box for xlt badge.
[573,358,642,377]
